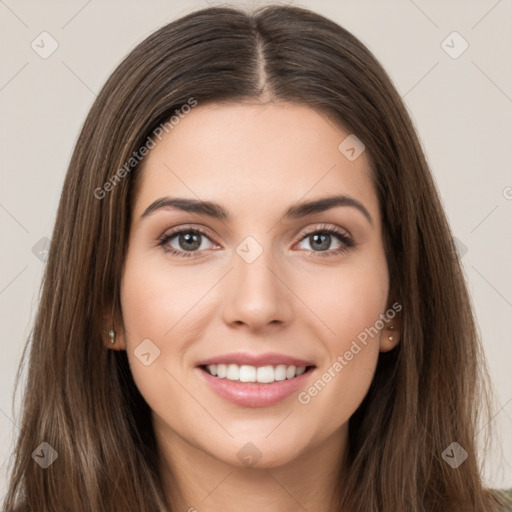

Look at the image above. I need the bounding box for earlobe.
[380,294,402,352]
[100,306,127,351]
[104,328,126,351]
[380,324,400,352]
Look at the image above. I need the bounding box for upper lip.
[196,352,316,368]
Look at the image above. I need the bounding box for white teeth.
[226,364,239,380]
[204,363,309,383]
[274,364,287,381]
[286,365,296,379]
[257,366,274,383]
[239,365,256,382]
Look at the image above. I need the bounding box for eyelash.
[157,224,355,259]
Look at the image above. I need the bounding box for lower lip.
[195,366,316,408]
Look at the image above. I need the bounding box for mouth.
[196,362,317,408]
[199,363,316,384]
[194,352,317,407]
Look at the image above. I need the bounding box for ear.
[100,306,127,352]
[379,301,402,353]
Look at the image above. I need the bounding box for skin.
[107,101,400,512]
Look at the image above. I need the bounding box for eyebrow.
[140,194,373,225]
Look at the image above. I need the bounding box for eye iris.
[179,232,201,251]
[310,233,330,251]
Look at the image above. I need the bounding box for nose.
[222,240,293,331]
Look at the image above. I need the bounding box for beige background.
[1,0,511,497]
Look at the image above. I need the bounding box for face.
[114,101,399,470]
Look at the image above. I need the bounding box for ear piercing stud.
[108,329,115,345]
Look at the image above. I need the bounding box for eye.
[157,226,217,258]
[157,224,355,259]
[295,225,355,257]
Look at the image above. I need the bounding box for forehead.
[133,101,378,221]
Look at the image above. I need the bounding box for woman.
[3,4,511,511]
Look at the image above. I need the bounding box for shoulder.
[501,488,512,511]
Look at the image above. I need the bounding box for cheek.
[118,252,198,409]
[297,289,384,436]
[293,251,388,426]
[120,250,208,344]
[296,246,389,348]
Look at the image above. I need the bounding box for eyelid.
[293,224,355,257]
[158,223,352,242]
[157,224,218,249]
[297,223,352,240]
[157,222,355,257]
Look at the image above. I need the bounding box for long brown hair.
[3,4,509,511]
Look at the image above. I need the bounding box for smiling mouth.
[199,364,316,384]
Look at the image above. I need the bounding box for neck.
[154,415,348,512]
